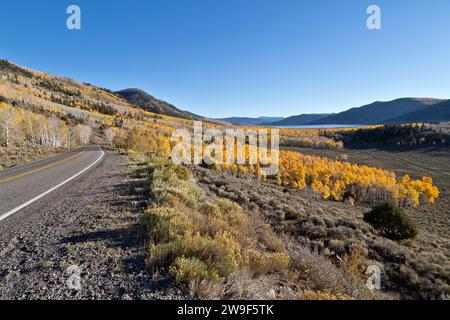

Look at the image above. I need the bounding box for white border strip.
[0,149,105,222]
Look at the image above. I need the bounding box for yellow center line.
[0,151,85,185]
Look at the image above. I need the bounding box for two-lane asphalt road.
[0,145,105,222]
[0,145,187,300]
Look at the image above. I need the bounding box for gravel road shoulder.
[0,151,186,300]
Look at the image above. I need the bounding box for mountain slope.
[116,88,202,120]
[0,59,135,121]
[268,114,334,126]
[385,99,450,124]
[308,98,443,125]
[216,117,284,125]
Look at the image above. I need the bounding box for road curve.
[0,145,105,222]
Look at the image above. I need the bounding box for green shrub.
[170,257,220,284]
[141,207,191,244]
[148,232,241,281]
[142,157,292,294]
[198,202,221,217]
[150,164,202,208]
[364,202,418,240]
[244,249,290,276]
[214,198,242,215]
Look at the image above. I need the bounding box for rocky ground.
[0,151,186,300]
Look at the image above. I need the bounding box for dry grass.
[0,143,67,169]
[191,164,450,299]
[140,157,373,300]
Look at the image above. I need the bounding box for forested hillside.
[0,59,195,167]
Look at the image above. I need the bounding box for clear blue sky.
[1,0,449,118]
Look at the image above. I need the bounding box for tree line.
[0,98,92,149]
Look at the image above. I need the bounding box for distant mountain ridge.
[216,117,284,126]
[216,97,450,126]
[308,98,443,125]
[1,61,328,125]
[115,90,450,126]
[116,88,203,120]
[385,99,450,124]
[267,114,334,126]
[5,60,448,125]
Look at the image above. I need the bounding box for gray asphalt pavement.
[0,145,105,222]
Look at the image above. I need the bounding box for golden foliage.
[274,151,439,207]
[215,147,439,207]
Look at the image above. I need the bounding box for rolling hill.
[115,88,202,120]
[308,98,443,125]
[0,59,210,147]
[385,99,450,124]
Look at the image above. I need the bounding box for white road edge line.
[0,149,105,222]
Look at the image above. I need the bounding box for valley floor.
[191,145,450,299]
[284,145,450,258]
